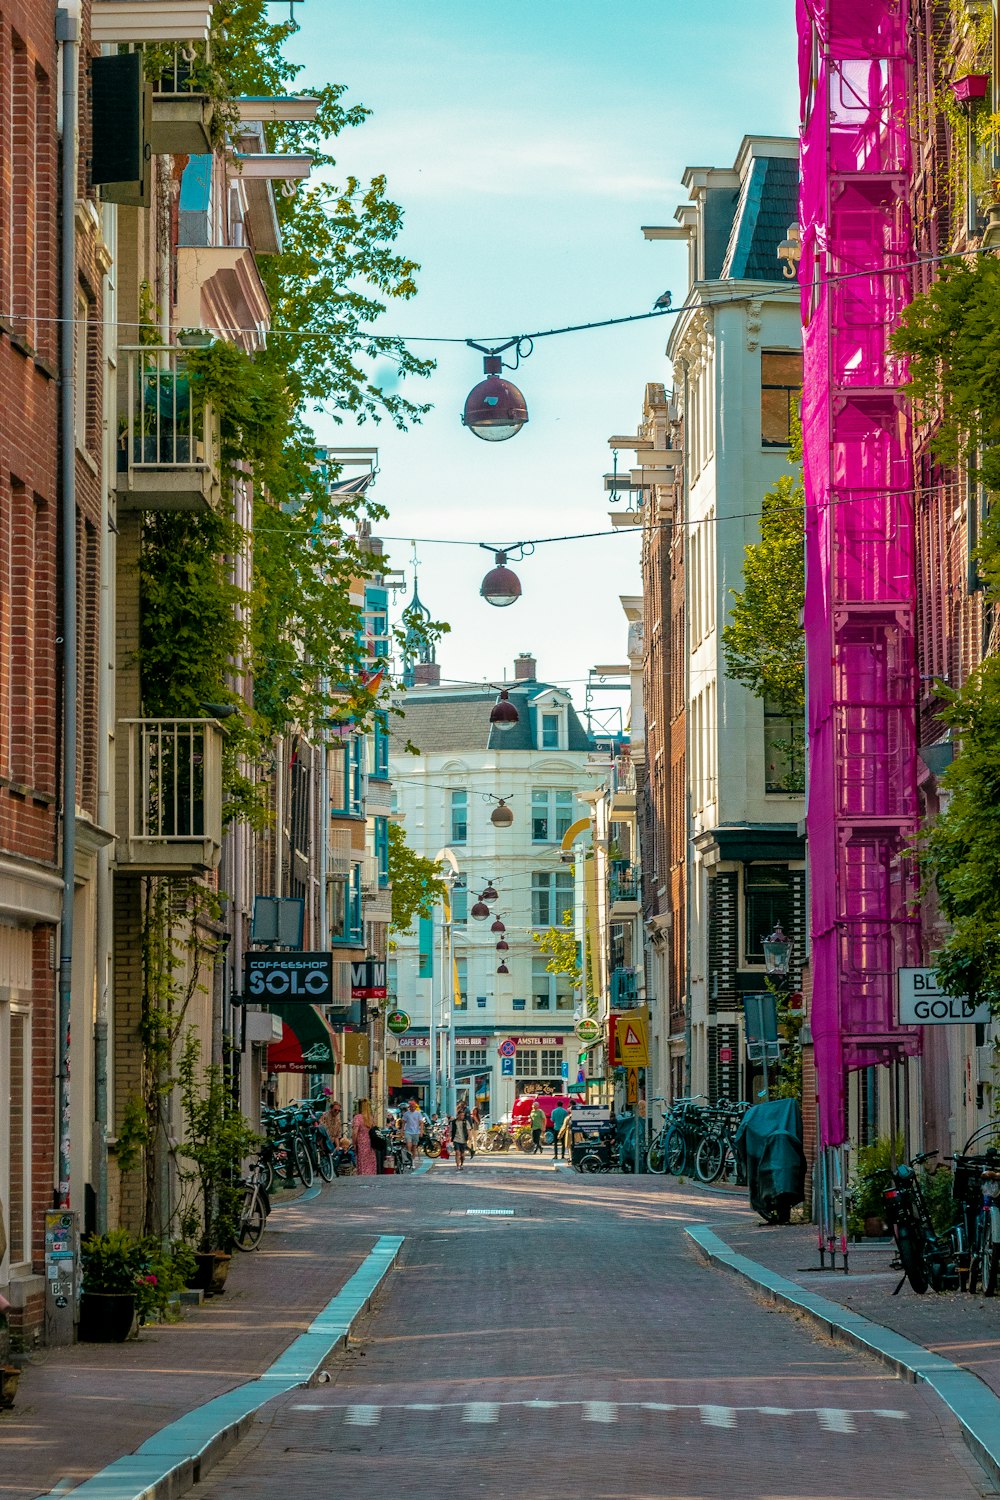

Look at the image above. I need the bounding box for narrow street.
[196,1160,992,1500]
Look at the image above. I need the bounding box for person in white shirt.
[402,1098,425,1163]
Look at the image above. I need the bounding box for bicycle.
[386,1138,413,1173]
[234,1153,271,1252]
[880,1151,953,1294]
[262,1105,314,1188]
[693,1102,749,1185]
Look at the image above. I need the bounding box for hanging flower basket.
[950,74,989,103]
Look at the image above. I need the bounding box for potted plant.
[176,1032,258,1297]
[78,1230,145,1341]
[848,1135,903,1238]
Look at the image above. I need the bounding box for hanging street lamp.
[491,797,514,828]
[481,555,522,608]
[489,689,520,733]
[496,960,510,975]
[491,918,506,935]
[481,881,499,904]
[462,354,528,441]
[471,899,490,921]
[495,938,509,952]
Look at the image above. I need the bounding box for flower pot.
[0,1365,21,1408]
[951,73,989,103]
[78,1292,137,1343]
[187,1250,232,1298]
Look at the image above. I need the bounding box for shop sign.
[351,959,387,1000]
[386,1009,411,1035]
[898,967,990,1025]
[575,1017,601,1045]
[246,951,332,1004]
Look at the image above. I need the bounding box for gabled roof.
[390,684,592,755]
[721,154,799,282]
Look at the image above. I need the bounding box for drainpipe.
[56,5,79,1207]
[680,357,694,1100]
[94,199,117,1233]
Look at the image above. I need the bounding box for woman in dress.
[351,1097,378,1176]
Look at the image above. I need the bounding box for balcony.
[328,828,354,878]
[363,887,392,924]
[149,44,214,154]
[117,346,221,513]
[609,861,641,914]
[609,755,636,815]
[361,854,379,894]
[610,966,640,1011]
[116,718,223,874]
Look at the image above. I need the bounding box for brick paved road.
[198,1160,995,1500]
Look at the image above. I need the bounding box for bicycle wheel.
[579,1154,603,1174]
[664,1127,687,1176]
[968,1227,982,1295]
[316,1137,336,1183]
[292,1133,314,1188]
[716,1139,739,1187]
[259,1156,274,1195]
[893,1221,929,1294]
[515,1128,533,1154]
[234,1190,266,1251]
[646,1138,668,1174]
[397,1150,413,1174]
[984,1218,1000,1296]
[694,1134,725,1184]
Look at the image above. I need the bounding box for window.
[761,351,802,447]
[331,864,364,944]
[532,870,574,927]
[75,292,89,449]
[3,1002,31,1267]
[764,695,804,794]
[744,865,794,964]
[330,736,363,816]
[541,713,559,748]
[540,1049,562,1077]
[531,789,574,842]
[450,789,468,844]
[451,882,468,925]
[399,1049,418,1069]
[532,956,574,1011]
[372,710,389,779]
[456,1048,487,1069]
[454,956,468,1011]
[374,816,389,886]
[516,1048,537,1075]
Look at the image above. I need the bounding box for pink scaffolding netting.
[798,0,922,1146]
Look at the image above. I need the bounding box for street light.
[495,938,509,952]
[481,558,522,609]
[471,899,490,921]
[762,923,792,979]
[497,960,510,975]
[491,918,506,935]
[481,881,499,904]
[462,354,528,441]
[491,797,514,828]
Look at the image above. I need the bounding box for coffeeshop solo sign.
[245,951,333,1005]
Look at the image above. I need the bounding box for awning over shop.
[266,1003,339,1075]
[398,1064,492,1086]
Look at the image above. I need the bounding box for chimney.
[514,653,536,681]
[413,662,441,687]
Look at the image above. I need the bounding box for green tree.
[387,823,447,936]
[721,461,805,791]
[532,914,583,990]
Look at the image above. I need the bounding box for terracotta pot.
[78,1292,137,1343]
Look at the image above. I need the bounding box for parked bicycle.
[879,1150,954,1295]
[233,1151,271,1252]
[951,1135,1000,1295]
[646,1097,748,1183]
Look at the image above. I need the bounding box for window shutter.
[90,53,151,206]
[707,870,738,1016]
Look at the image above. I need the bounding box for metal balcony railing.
[609,861,641,905]
[610,966,640,1010]
[361,854,379,894]
[328,828,353,877]
[117,718,223,873]
[612,756,636,795]
[117,346,220,512]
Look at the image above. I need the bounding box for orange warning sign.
[615,1015,649,1067]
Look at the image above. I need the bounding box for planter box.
[187,1250,232,1298]
[150,95,214,154]
[951,73,989,103]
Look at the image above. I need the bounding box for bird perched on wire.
[653,290,672,310]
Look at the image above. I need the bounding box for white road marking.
[700,1405,737,1428]
[463,1402,501,1423]
[583,1401,617,1423]
[817,1408,856,1434]
[343,1405,381,1426]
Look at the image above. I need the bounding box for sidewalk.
[706,1214,1000,1402]
[2,1187,379,1500]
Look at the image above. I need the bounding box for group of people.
[317,1094,484,1175]
[528,1099,572,1157]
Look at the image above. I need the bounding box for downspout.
[681,358,694,1099]
[56,5,79,1207]
[94,197,117,1233]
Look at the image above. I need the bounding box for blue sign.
[501,1057,514,1077]
[561,1061,569,1078]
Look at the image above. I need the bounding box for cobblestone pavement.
[196,1161,995,1500]
[713,1212,1000,1401]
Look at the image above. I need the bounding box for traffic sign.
[574,1017,601,1045]
[561,1060,569,1078]
[498,1038,518,1058]
[501,1056,514,1076]
[615,1015,649,1067]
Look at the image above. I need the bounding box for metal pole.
[56,5,79,1208]
[447,909,456,1116]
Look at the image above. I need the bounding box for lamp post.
[433,847,460,1117]
[757,923,793,1100]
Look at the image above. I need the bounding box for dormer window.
[541,713,560,748]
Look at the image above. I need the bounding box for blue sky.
[286,2,799,712]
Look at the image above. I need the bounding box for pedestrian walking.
[369,1116,388,1175]
[402,1098,425,1164]
[449,1103,474,1170]
[320,1094,342,1150]
[550,1100,569,1159]
[351,1098,378,1176]
[530,1101,546,1154]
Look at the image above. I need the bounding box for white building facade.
[389,654,598,1118]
